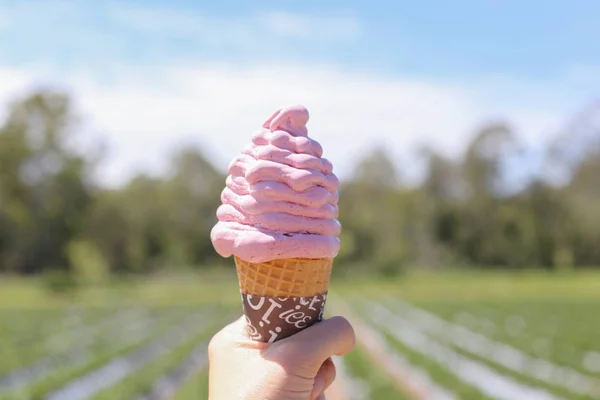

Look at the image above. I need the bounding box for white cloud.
[0,0,80,26]
[109,5,361,46]
[0,62,575,188]
[260,12,361,41]
[108,6,256,48]
[0,67,40,119]
[1,1,596,191]
[0,1,363,68]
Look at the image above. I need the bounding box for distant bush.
[67,239,109,284]
[42,269,78,294]
[375,254,406,278]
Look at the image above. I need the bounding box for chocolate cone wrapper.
[240,292,328,343]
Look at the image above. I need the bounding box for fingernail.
[311,377,325,399]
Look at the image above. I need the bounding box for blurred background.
[1,1,600,399]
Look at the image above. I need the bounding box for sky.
[1,0,599,186]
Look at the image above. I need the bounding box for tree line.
[1,91,599,279]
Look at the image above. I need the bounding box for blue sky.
[3,0,600,79]
[0,0,599,186]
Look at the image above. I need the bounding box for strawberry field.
[1,271,599,400]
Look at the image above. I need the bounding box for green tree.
[0,91,94,274]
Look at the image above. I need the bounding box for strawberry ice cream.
[210,106,341,263]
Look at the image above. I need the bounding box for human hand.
[208,315,355,400]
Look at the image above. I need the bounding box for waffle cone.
[234,257,333,297]
[235,257,333,342]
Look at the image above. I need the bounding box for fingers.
[319,358,337,391]
[311,358,336,399]
[272,316,355,374]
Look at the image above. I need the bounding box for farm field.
[1,269,599,400]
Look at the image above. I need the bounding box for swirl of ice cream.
[210,105,341,263]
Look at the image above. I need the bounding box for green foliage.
[2,273,599,400]
[1,90,600,277]
[344,348,406,399]
[67,239,109,284]
[42,269,78,294]
[0,91,93,275]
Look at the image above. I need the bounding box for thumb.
[268,316,355,374]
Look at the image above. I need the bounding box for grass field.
[1,269,599,400]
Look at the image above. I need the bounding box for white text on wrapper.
[241,293,328,343]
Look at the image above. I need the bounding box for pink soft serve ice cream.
[210,105,341,263]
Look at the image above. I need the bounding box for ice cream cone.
[235,256,333,342]
[211,106,340,343]
[235,256,332,297]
